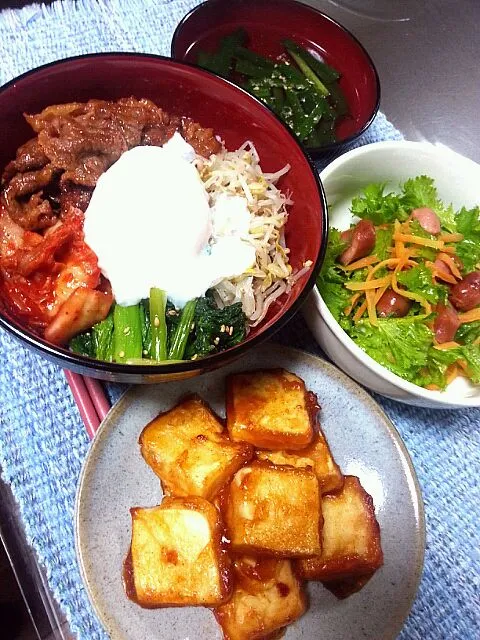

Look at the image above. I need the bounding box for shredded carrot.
[393,233,445,250]
[440,245,456,255]
[346,275,392,291]
[344,292,362,316]
[353,300,368,322]
[437,253,462,279]
[446,364,460,385]
[438,232,464,243]
[397,250,416,272]
[474,337,480,346]
[394,220,404,259]
[425,383,441,391]
[368,258,400,278]
[458,308,480,324]
[342,255,380,271]
[433,341,461,350]
[458,359,469,372]
[366,289,378,326]
[366,257,416,280]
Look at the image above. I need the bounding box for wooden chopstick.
[64,370,110,439]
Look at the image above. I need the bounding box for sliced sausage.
[411,207,441,235]
[449,271,480,312]
[434,304,461,344]
[376,288,412,318]
[433,258,451,276]
[339,220,376,266]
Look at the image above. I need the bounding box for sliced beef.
[181,117,221,157]
[2,165,57,230]
[2,138,49,184]
[142,123,180,147]
[58,183,93,214]
[1,97,222,246]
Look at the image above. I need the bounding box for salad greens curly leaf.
[396,264,448,305]
[373,227,394,262]
[350,182,408,224]
[455,206,480,273]
[350,317,433,382]
[316,228,351,322]
[351,175,458,232]
[317,175,480,390]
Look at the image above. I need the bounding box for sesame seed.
[220,324,225,333]
[154,315,160,327]
[229,326,234,336]
[191,322,195,331]
[118,351,125,358]
[143,349,148,356]
[167,309,177,316]
[213,337,220,346]
[191,354,198,360]
[123,327,130,336]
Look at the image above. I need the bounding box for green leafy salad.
[317,176,480,390]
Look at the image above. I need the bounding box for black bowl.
[171,0,381,159]
[0,53,327,383]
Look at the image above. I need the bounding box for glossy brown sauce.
[305,390,321,425]
[122,548,137,603]
[276,581,290,598]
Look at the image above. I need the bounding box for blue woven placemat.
[0,2,478,639]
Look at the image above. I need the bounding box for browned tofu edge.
[225,369,319,450]
[123,496,232,608]
[294,476,383,581]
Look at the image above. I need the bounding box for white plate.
[75,344,425,640]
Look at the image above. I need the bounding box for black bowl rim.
[0,50,328,377]
[171,0,381,158]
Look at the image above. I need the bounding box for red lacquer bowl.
[0,53,327,383]
[172,0,381,158]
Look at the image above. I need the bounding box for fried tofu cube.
[139,395,253,500]
[223,461,322,556]
[226,369,317,450]
[126,497,231,607]
[295,476,383,581]
[256,428,343,494]
[214,556,306,640]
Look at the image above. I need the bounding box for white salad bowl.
[303,140,480,408]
